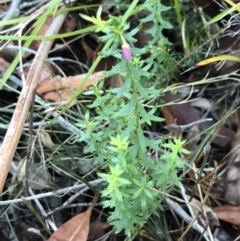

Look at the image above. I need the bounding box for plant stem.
[55,38,114,121]
[121,0,140,24]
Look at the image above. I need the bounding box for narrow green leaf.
[196,55,240,67]
[79,13,94,22]
[144,189,153,199]
[115,188,123,201]
[0,0,64,90]
[114,94,136,117]
[137,127,145,151]
[205,3,240,27]
[148,114,165,122]
[132,188,142,199]
[97,6,102,19]
[135,81,148,98]
[140,195,147,207]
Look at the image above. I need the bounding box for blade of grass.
[0,0,63,90]
[205,3,240,27]
[195,55,240,66]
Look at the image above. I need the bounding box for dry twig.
[0,12,67,193]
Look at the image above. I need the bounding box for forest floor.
[0,1,240,241]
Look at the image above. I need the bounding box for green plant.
[75,0,190,237]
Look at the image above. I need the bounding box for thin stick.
[0,12,67,194]
[0,179,104,205]
[165,118,213,131]
[0,0,21,31]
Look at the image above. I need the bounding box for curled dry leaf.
[36,71,104,102]
[190,97,214,111]
[37,131,54,149]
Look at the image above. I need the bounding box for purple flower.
[122,43,131,61]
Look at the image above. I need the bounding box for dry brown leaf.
[22,17,54,58]
[22,14,75,58]
[213,205,240,226]
[193,0,220,17]
[136,21,153,49]
[24,62,53,85]
[185,125,201,152]
[83,41,120,87]
[42,90,72,102]
[0,1,10,15]
[47,209,91,241]
[108,58,123,88]
[36,71,104,101]
[109,73,123,88]
[185,195,220,227]
[59,15,77,34]
[88,220,110,240]
[188,196,232,241]
[0,57,10,71]
[162,91,235,147]
[162,91,204,125]
[80,39,95,63]
[225,128,240,205]
[47,196,98,241]
[161,106,176,126]
[92,43,115,73]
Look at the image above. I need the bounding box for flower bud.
[122,43,131,61]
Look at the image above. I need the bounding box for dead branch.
[0,13,67,193]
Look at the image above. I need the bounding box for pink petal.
[122,44,131,61]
